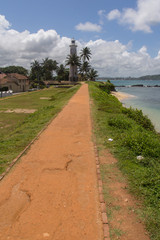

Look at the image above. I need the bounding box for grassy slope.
[0,85,80,173]
[88,81,160,240]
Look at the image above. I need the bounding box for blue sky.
[0,0,160,77]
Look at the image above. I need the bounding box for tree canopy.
[0,66,28,76]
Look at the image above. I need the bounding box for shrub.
[98,80,116,94]
[122,107,155,132]
[108,115,132,130]
[123,130,160,158]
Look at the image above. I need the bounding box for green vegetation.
[0,66,28,76]
[89,81,160,240]
[66,46,98,81]
[0,85,80,174]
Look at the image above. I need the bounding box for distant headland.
[98,74,160,81]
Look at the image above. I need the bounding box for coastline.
[111,91,136,101]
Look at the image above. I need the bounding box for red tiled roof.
[0,73,7,79]
[0,77,19,85]
[7,73,28,80]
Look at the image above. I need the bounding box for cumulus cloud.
[0,15,160,77]
[75,22,102,32]
[107,9,121,21]
[0,15,10,30]
[107,0,160,33]
[85,39,160,77]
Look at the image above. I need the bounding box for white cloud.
[75,22,102,32]
[0,15,160,77]
[0,15,10,30]
[98,10,106,25]
[107,0,160,33]
[85,40,160,77]
[107,9,121,20]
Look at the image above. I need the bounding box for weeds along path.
[0,84,103,240]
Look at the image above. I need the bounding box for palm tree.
[56,64,68,81]
[42,58,58,80]
[87,68,98,81]
[66,54,81,81]
[79,61,91,80]
[65,54,80,67]
[80,47,92,62]
[30,60,42,82]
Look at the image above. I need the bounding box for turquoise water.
[110,79,160,87]
[116,86,160,132]
[100,79,160,132]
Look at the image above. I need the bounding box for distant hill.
[139,75,160,80]
[98,74,160,80]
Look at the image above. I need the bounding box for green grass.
[0,85,80,174]
[88,81,160,240]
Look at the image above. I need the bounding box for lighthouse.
[69,38,78,82]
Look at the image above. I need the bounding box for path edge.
[89,90,111,240]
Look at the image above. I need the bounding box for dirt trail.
[0,84,103,240]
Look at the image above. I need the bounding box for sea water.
[100,79,160,132]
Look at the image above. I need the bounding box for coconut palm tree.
[66,54,81,81]
[42,58,58,80]
[87,68,98,81]
[56,64,69,81]
[30,60,42,82]
[80,47,92,62]
[79,61,91,80]
[65,54,80,67]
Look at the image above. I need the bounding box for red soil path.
[0,84,103,240]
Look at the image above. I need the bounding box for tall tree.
[79,61,91,80]
[42,58,58,80]
[30,60,42,82]
[66,54,80,67]
[56,64,69,81]
[0,66,28,76]
[80,47,92,62]
[87,68,98,81]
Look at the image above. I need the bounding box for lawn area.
[0,85,80,174]
[89,81,160,240]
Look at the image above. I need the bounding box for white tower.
[69,39,78,82]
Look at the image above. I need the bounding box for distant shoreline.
[111,91,136,101]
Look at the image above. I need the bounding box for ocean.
[100,79,160,132]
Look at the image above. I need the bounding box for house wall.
[0,80,29,93]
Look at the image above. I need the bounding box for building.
[69,39,78,81]
[0,72,30,93]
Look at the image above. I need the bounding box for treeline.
[0,46,99,88]
[0,66,28,76]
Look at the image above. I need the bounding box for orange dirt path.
[0,84,103,240]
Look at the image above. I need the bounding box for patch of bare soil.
[40,97,51,100]
[99,149,150,240]
[4,109,36,113]
[0,124,11,129]
[0,84,103,240]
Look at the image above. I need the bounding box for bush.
[122,107,155,132]
[108,115,132,130]
[123,129,160,158]
[98,80,116,94]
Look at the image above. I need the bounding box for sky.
[1,0,160,77]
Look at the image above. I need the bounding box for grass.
[0,85,80,174]
[88,81,160,240]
